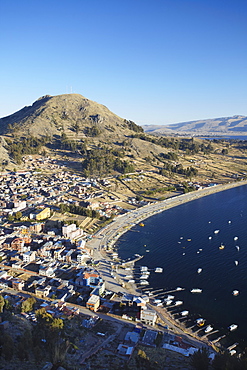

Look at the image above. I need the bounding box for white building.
[23,250,36,263]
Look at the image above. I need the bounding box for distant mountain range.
[143,115,247,136]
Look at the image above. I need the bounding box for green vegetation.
[160,162,198,178]
[82,147,135,176]
[6,136,51,164]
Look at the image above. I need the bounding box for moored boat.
[232,290,239,296]
[205,325,213,333]
[196,318,206,327]
[229,324,238,331]
[191,288,202,293]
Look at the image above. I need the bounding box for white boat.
[196,318,205,327]
[155,267,163,273]
[228,220,232,224]
[174,300,183,306]
[176,287,183,291]
[205,325,213,333]
[154,299,162,304]
[140,280,149,285]
[236,246,240,251]
[235,261,239,266]
[191,288,203,293]
[232,290,239,296]
[214,230,220,234]
[164,299,173,306]
[229,324,238,331]
[140,274,149,279]
[208,236,212,240]
[197,268,203,274]
[181,310,189,316]
[140,266,148,272]
[166,295,175,300]
[234,236,238,241]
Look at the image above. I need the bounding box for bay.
[116,184,247,349]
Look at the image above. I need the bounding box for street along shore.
[88,179,247,349]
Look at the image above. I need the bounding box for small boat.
[176,287,183,291]
[228,220,232,224]
[164,299,173,306]
[236,246,240,251]
[191,288,202,293]
[208,236,212,240]
[229,324,238,331]
[234,236,238,241]
[166,295,175,300]
[197,268,203,274]
[174,300,183,306]
[232,290,239,296]
[181,310,189,316]
[214,230,220,234]
[205,325,213,333]
[155,267,163,273]
[182,253,186,255]
[139,222,145,227]
[140,280,149,285]
[187,239,192,241]
[180,237,183,239]
[219,243,225,250]
[146,250,150,252]
[235,261,239,266]
[196,318,206,327]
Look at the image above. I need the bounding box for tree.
[190,347,210,370]
[15,211,22,220]
[0,294,5,312]
[222,148,228,155]
[21,297,36,313]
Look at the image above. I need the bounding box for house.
[12,279,25,291]
[35,285,51,298]
[39,265,55,277]
[117,344,134,356]
[23,250,36,263]
[140,308,157,326]
[86,294,100,311]
[31,207,51,220]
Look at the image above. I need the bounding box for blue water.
[116,185,247,348]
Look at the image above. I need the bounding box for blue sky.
[1,0,247,125]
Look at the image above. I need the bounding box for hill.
[0,93,142,139]
[143,115,247,136]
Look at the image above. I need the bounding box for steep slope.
[0,93,141,139]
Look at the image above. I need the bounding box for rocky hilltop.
[144,115,247,136]
[0,93,142,139]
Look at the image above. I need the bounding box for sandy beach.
[88,179,247,349]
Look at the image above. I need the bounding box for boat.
[187,239,191,241]
[234,236,238,241]
[140,274,149,279]
[205,325,213,333]
[219,243,225,250]
[140,266,148,272]
[155,267,163,273]
[228,220,232,224]
[140,280,149,285]
[236,246,240,251]
[208,236,212,240]
[176,287,183,291]
[232,290,239,296]
[181,310,189,316]
[191,288,202,293]
[196,318,206,327]
[174,300,183,306]
[146,250,150,252]
[164,299,173,306]
[235,261,239,266]
[139,222,145,227]
[197,268,203,274]
[229,324,238,331]
[166,295,175,300]
[154,299,162,304]
[214,230,220,234]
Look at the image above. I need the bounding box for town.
[0,154,217,369]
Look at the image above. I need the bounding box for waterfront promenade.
[87,180,247,349]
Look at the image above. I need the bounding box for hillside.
[1,94,247,196]
[143,115,247,136]
[0,93,142,139]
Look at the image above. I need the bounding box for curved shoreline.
[89,180,247,351]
